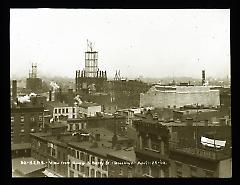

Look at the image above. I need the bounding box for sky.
[10,9,230,79]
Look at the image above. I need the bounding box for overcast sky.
[10,9,230,79]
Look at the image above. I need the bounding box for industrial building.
[110,77,150,109]
[11,93,44,144]
[75,41,107,94]
[140,85,220,109]
[140,70,220,109]
[26,63,43,93]
[168,123,232,178]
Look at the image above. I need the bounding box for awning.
[201,136,226,148]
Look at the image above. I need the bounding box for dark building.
[75,41,107,94]
[168,125,232,178]
[30,123,70,177]
[67,114,127,137]
[12,80,17,103]
[11,143,31,159]
[54,88,76,105]
[172,108,221,123]
[110,78,150,109]
[133,114,171,177]
[11,102,44,144]
[107,148,136,178]
[202,70,206,85]
[26,63,43,93]
[80,92,117,114]
[219,86,231,117]
[30,125,133,177]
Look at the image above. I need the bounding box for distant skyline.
[10,9,230,79]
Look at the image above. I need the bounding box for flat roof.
[46,121,68,128]
[12,157,46,176]
[175,109,218,114]
[11,143,31,150]
[44,101,69,108]
[68,140,114,157]
[108,148,136,162]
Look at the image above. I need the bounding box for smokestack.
[202,70,206,85]
[49,90,52,101]
[12,80,17,103]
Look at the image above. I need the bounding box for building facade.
[133,116,171,177]
[11,105,44,144]
[78,102,102,117]
[140,85,220,109]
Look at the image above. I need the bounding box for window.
[76,151,79,159]
[51,148,56,157]
[73,108,75,113]
[91,169,95,177]
[20,116,24,123]
[75,124,79,130]
[72,163,75,170]
[62,109,65,113]
[98,158,101,168]
[119,168,123,176]
[190,166,198,177]
[31,117,35,122]
[59,109,61,114]
[39,116,43,121]
[91,156,95,164]
[68,159,71,167]
[102,160,107,171]
[85,166,89,176]
[77,164,80,171]
[85,154,90,163]
[55,109,57,114]
[66,108,68,113]
[70,170,74,177]
[80,152,85,161]
[73,115,75,119]
[102,173,107,178]
[176,162,183,177]
[80,165,84,173]
[96,171,101,177]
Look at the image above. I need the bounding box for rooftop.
[108,148,136,162]
[11,143,31,150]
[44,101,69,108]
[12,157,46,176]
[79,102,100,108]
[174,109,218,114]
[45,121,68,128]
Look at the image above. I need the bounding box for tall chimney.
[202,70,206,85]
[12,80,17,103]
[49,90,52,101]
